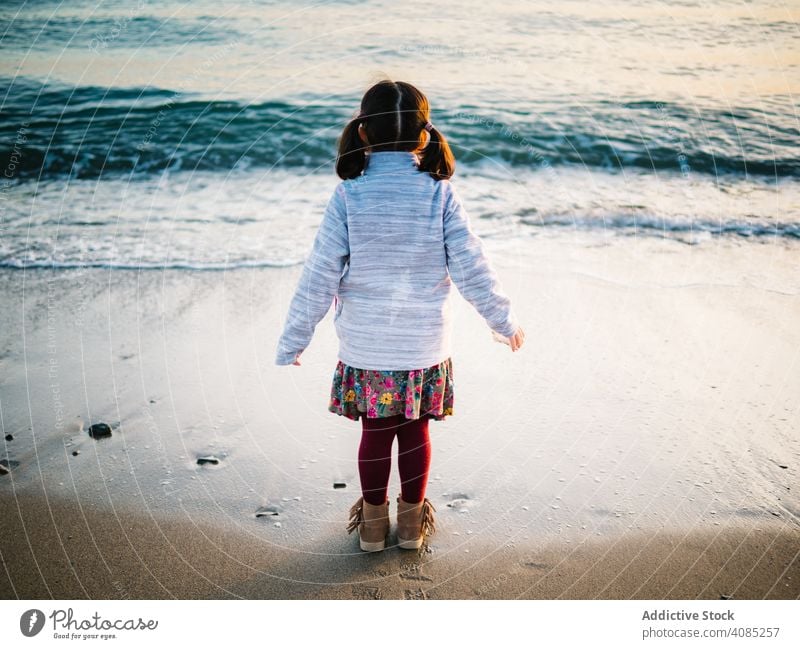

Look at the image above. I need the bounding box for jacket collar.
[364,150,420,173]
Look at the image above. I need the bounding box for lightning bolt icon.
[28,611,38,632]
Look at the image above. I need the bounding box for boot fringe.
[346,496,364,534]
[420,498,437,538]
[397,495,437,551]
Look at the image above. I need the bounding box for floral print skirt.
[328,357,454,421]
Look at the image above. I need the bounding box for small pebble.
[0,459,20,473]
[197,456,220,466]
[273,522,282,528]
[72,450,79,457]
[4,433,12,441]
[333,482,346,489]
[88,423,112,439]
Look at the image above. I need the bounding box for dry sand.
[1,231,798,599]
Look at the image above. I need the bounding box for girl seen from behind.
[275,79,525,552]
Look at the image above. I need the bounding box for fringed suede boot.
[346,496,390,552]
[396,495,436,550]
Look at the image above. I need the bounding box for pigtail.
[418,125,455,181]
[338,80,455,180]
[336,118,367,179]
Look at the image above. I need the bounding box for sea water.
[1,0,798,269]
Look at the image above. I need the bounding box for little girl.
[275,80,525,552]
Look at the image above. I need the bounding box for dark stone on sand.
[4,433,12,441]
[88,423,112,439]
[0,459,20,474]
[255,504,282,517]
[197,456,220,466]
[72,450,80,456]
[333,482,346,489]
[778,464,788,469]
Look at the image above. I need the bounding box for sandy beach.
[1,231,798,599]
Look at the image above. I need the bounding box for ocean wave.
[1,211,797,273]
[0,259,299,271]
[1,78,797,181]
[520,214,800,240]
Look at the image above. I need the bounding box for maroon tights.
[358,413,431,506]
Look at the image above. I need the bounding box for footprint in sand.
[399,563,433,582]
[403,588,429,600]
[351,585,382,599]
[444,492,474,513]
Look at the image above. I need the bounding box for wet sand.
[1,491,797,599]
[1,231,798,599]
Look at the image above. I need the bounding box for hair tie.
[424,121,434,132]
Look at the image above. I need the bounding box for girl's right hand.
[509,326,525,352]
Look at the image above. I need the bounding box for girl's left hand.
[292,353,302,366]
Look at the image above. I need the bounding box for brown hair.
[336,79,455,181]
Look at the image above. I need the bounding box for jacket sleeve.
[275,184,350,365]
[443,182,519,338]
